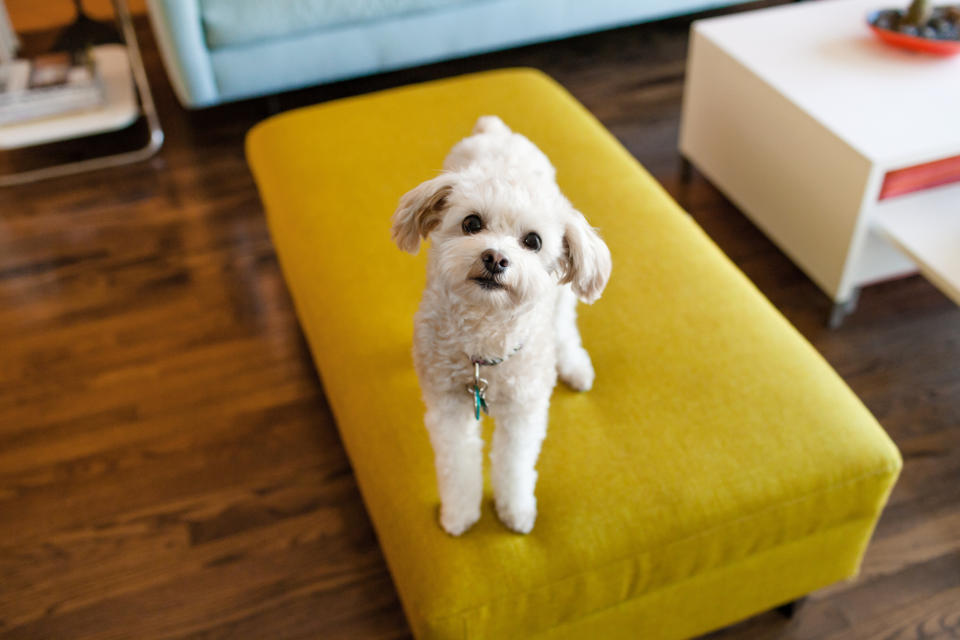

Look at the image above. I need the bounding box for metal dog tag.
[466,362,489,420]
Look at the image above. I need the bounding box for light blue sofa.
[146,0,747,108]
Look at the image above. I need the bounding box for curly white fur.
[391,116,611,535]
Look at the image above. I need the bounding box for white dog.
[391,116,611,535]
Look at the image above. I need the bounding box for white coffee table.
[679,0,960,326]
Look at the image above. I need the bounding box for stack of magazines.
[0,51,106,126]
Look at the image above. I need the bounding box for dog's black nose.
[482,250,509,274]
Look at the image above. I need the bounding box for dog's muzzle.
[471,250,509,290]
[472,275,505,290]
[481,250,509,275]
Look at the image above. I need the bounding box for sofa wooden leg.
[266,95,282,116]
[775,597,807,618]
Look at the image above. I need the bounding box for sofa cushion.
[200,0,478,48]
[245,69,901,639]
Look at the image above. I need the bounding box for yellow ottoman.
[246,69,901,639]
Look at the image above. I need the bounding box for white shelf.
[696,0,960,167]
[872,183,960,305]
[0,45,137,150]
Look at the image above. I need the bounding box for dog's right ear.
[391,174,457,254]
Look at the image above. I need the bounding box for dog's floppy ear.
[559,210,612,304]
[391,174,457,254]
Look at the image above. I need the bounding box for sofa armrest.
[146,0,218,108]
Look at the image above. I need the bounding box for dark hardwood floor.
[1,5,958,639]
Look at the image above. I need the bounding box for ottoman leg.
[679,155,695,183]
[775,597,807,618]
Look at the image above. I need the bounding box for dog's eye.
[462,214,483,235]
[522,232,541,252]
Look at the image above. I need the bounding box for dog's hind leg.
[425,397,484,536]
[554,286,595,392]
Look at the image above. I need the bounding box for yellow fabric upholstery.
[246,69,901,640]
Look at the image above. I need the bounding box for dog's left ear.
[391,174,457,254]
[559,210,612,304]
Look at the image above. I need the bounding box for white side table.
[0,45,138,148]
[0,0,162,186]
[679,0,960,326]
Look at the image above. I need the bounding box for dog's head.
[391,170,611,308]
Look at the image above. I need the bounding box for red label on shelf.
[880,155,960,200]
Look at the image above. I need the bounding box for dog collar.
[470,343,523,367]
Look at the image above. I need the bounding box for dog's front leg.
[425,397,484,536]
[490,399,549,534]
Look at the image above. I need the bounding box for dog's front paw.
[558,347,595,392]
[495,497,537,534]
[440,503,481,536]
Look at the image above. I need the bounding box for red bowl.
[867,10,960,56]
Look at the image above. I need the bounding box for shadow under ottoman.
[246,69,902,640]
